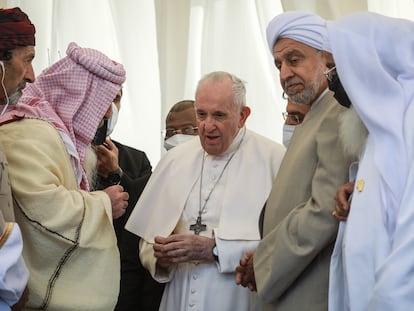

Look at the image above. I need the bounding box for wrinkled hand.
[95,138,119,178]
[103,185,129,219]
[11,286,29,311]
[333,182,354,221]
[235,250,257,292]
[154,234,215,268]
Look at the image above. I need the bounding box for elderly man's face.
[273,38,328,105]
[1,46,35,105]
[195,78,250,156]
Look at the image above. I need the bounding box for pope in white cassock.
[126,71,285,311]
[325,12,414,311]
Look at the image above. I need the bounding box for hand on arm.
[235,250,257,292]
[153,234,216,268]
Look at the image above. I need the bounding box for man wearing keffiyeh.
[0,7,35,311]
[0,41,129,310]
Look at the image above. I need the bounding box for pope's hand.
[154,234,215,267]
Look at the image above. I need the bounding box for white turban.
[325,12,414,234]
[266,11,327,53]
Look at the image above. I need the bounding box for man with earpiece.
[0,7,35,311]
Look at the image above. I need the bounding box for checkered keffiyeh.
[0,42,126,190]
[0,7,35,50]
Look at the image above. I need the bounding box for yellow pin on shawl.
[356,179,365,192]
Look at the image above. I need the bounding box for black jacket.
[97,140,164,311]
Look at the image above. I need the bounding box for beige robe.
[0,118,120,311]
[0,141,14,230]
[255,91,350,310]
[0,141,29,309]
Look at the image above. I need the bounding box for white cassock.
[0,223,29,310]
[126,127,285,311]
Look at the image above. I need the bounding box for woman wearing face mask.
[163,100,198,150]
[282,98,310,147]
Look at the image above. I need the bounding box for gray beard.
[84,145,98,190]
[1,89,22,106]
[7,89,23,105]
[339,105,368,160]
[286,64,325,105]
[289,85,318,105]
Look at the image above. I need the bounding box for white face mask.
[164,134,196,151]
[106,102,119,136]
[282,124,296,147]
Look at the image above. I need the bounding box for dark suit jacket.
[97,140,164,311]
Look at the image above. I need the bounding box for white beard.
[84,145,98,190]
[339,105,369,161]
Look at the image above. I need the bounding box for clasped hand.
[154,234,215,267]
[333,181,354,221]
[235,250,257,292]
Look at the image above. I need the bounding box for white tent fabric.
[3,0,414,165]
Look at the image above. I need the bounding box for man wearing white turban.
[236,12,351,310]
[325,12,414,311]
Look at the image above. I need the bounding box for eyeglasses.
[282,112,302,125]
[324,66,337,81]
[163,126,198,138]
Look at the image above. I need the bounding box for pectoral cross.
[190,216,207,235]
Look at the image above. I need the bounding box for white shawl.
[126,128,285,242]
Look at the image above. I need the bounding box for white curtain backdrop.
[3,0,414,165]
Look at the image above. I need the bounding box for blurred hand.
[11,286,29,311]
[153,234,215,268]
[235,250,257,292]
[95,138,119,178]
[103,185,129,219]
[333,181,354,221]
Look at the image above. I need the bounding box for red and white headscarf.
[0,42,126,190]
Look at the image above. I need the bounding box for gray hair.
[196,71,246,109]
